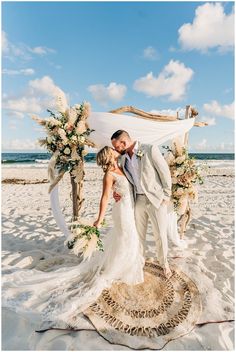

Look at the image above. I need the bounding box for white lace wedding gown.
[2,172,145,329]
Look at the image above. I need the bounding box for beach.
[1,161,235,350]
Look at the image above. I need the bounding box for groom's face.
[111,138,127,154]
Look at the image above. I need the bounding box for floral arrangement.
[32,96,96,176]
[65,219,107,260]
[164,138,205,215]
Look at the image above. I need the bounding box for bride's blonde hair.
[96,146,115,172]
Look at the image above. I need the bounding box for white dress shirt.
[125,141,144,195]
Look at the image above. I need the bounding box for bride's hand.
[93,219,102,228]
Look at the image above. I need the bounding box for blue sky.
[2,1,234,153]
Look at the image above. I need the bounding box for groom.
[111,130,172,278]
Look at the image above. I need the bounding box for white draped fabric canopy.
[51,112,195,250]
[88,112,195,148]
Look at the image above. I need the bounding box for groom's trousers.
[134,194,168,267]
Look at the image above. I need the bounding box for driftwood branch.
[110,106,178,121]
[110,105,208,127]
[194,121,209,127]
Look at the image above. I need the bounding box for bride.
[2,146,145,329]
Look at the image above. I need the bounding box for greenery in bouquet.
[164,138,205,214]
[65,219,107,261]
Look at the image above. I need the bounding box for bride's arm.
[93,172,114,228]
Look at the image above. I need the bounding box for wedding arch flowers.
[32,97,95,186]
[31,94,105,260]
[164,138,204,215]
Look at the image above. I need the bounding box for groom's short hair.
[111,130,131,140]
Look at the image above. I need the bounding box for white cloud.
[195,138,207,150]
[223,88,233,95]
[178,3,234,53]
[199,116,216,126]
[3,75,67,114]
[9,120,18,130]
[133,60,194,101]
[143,46,159,60]
[2,31,9,53]
[28,76,64,97]
[203,100,234,120]
[2,31,56,61]
[29,46,56,55]
[2,31,32,61]
[88,82,127,106]
[150,107,186,118]
[6,111,24,119]
[2,139,44,151]
[3,68,35,76]
[190,138,234,152]
[168,46,177,52]
[3,96,45,114]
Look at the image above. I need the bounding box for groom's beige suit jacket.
[118,141,172,209]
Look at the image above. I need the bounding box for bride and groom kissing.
[2,129,173,329]
[93,129,172,279]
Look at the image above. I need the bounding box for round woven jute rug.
[83,260,202,350]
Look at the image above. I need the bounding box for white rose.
[74,104,81,110]
[64,147,71,155]
[75,227,82,236]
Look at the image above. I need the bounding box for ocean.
[2,152,235,168]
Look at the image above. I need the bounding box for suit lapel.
[139,142,146,174]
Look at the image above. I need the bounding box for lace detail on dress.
[109,171,134,201]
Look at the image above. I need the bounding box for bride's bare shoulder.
[103,171,115,181]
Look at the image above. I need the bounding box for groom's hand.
[113,191,121,202]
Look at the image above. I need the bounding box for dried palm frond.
[171,137,184,156]
[84,138,96,148]
[83,233,98,260]
[73,237,89,256]
[68,107,78,125]
[38,138,48,146]
[80,102,91,120]
[31,114,48,126]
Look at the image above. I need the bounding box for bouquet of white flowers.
[65,219,107,261]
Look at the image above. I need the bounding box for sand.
[1,161,235,350]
